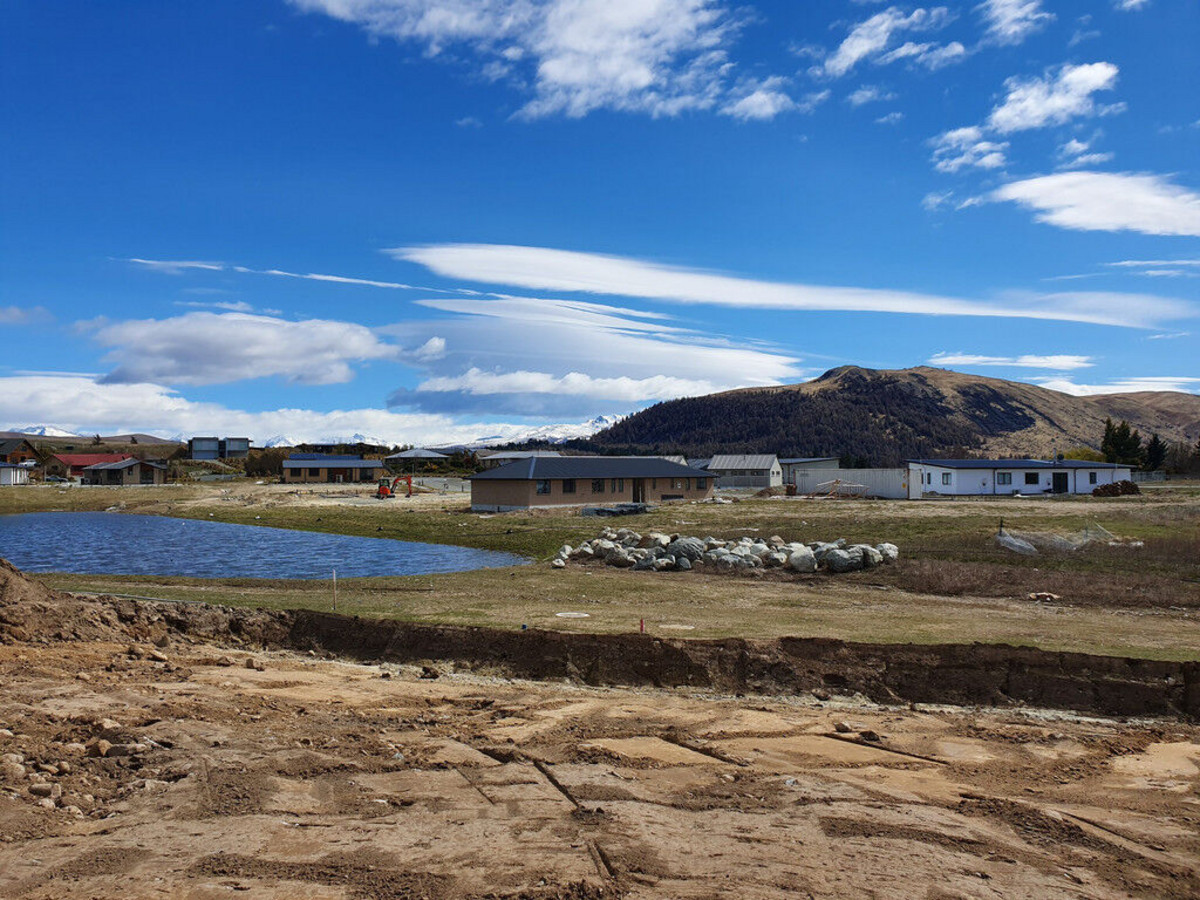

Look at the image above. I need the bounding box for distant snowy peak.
[476,413,625,446]
[261,435,301,448]
[10,424,82,438]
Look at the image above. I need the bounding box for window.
[1089,471,1097,484]
[941,472,952,486]
[696,478,707,490]
[1024,472,1039,486]
[308,467,320,477]
[562,479,576,494]
[672,479,683,490]
[536,480,551,494]
[592,479,605,493]
[997,472,1012,485]
[651,479,656,489]
[611,478,624,492]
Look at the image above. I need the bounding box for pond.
[0,512,526,579]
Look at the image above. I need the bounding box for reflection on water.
[0,512,525,579]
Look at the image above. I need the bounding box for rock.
[632,556,655,571]
[28,782,59,798]
[245,657,265,671]
[676,557,692,571]
[419,665,440,679]
[606,549,635,568]
[811,688,831,701]
[787,547,817,573]
[75,672,92,682]
[36,763,59,776]
[104,743,147,758]
[665,536,705,561]
[149,649,170,663]
[651,557,674,572]
[833,721,852,734]
[876,543,899,563]
[1,762,25,781]
[859,730,882,742]
[62,805,84,818]
[768,535,785,547]
[551,558,567,569]
[556,544,572,560]
[36,798,56,810]
[215,656,235,667]
[854,545,883,568]
[57,761,71,775]
[87,740,113,758]
[824,548,864,573]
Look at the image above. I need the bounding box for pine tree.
[1144,433,1167,471]
[1100,417,1116,462]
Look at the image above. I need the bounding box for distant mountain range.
[584,366,1200,467]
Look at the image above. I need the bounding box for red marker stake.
[640,618,644,634]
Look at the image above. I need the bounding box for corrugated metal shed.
[707,454,779,471]
[471,456,710,481]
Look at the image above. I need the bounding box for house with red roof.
[44,453,132,480]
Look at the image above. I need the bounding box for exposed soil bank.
[3,559,1195,719]
[289,611,1199,720]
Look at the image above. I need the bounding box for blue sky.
[2,0,1198,444]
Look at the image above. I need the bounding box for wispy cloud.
[929,352,1094,370]
[391,243,1194,329]
[127,258,224,275]
[288,0,774,120]
[930,126,1008,172]
[847,85,897,106]
[0,306,51,325]
[977,0,1054,46]
[821,6,958,78]
[992,172,1200,236]
[719,78,827,121]
[88,312,401,386]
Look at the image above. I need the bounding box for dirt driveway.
[2,634,1198,899]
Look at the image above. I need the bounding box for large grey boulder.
[666,536,706,561]
[824,548,864,573]
[876,543,899,564]
[606,548,635,568]
[853,544,883,568]
[787,546,817,573]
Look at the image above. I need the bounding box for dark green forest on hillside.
[572,372,1003,466]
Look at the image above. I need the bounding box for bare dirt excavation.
[2,555,1200,899]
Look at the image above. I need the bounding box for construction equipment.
[375,475,412,499]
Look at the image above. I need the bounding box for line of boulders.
[552,528,898,574]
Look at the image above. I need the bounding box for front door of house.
[632,479,645,503]
[1052,472,1069,494]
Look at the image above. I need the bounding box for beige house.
[470,456,713,512]
[281,455,383,484]
[82,458,167,485]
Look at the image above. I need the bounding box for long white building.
[906,459,1132,498]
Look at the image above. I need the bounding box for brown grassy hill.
[587,366,1200,465]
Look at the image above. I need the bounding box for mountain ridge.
[584,366,1200,466]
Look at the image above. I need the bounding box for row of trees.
[1100,417,1200,473]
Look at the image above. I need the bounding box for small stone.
[57,761,71,775]
[419,665,440,680]
[859,730,882,742]
[149,650,170,663]
[833,721,852,734]
[36,763,59,776]
[244,658,265,671]
[1,762,25,781]
[551,558,567,569]
[811,689,831,701]
[75,672,92,682]
[28,782,55,798]
[37,798,56,810]
[62,805,85,818]
[215,656,235,667]
[87,740,113,758]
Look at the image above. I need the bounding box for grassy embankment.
[3,482,1198,660]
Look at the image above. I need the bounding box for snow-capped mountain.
[9,425,83,438]
[473,414,625,447]
[261,435,302,448]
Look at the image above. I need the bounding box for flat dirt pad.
[2,641,1198,899]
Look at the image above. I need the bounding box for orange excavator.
[375,475,412,499]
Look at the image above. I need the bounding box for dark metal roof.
[779,457,839,465]
[283,459,382,470]
[471,456,711,481]
[84,458,166,471]
[907,458,1125,470]
[287,453,363,461]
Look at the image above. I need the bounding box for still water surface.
[0,512,525,578]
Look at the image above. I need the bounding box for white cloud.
[847,85,896,106]
[175,299,256,313]
[1056,137,1114,169]
[719,78,823,121]
[822,6,953,78]
[992,172,1200,236]
[875,39,965,69]
[922,190,953,210]
[0,306,50,325]
[977,0,1053,46]
[1147,331,1190,340]
[1036,376,1200,396]
[414,368,719,402]
[393,243,1195,328]
[0,373,578,447]
[89,312,400,386]
[1113,0,1149,10]
[987,63,1121,134]
[385,294,804,415]
[876,111,904,125]
[1106,258,1200,269]
[930,126,1008,172]
[928,352,1094,370]
[127,258,224,275]
[289,0,753,119]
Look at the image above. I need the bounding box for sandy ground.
[2,637,1198,899]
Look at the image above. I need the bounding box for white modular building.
[906,459,1132,498]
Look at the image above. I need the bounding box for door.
[632,479,645,503]
[1052,471,1068,494]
